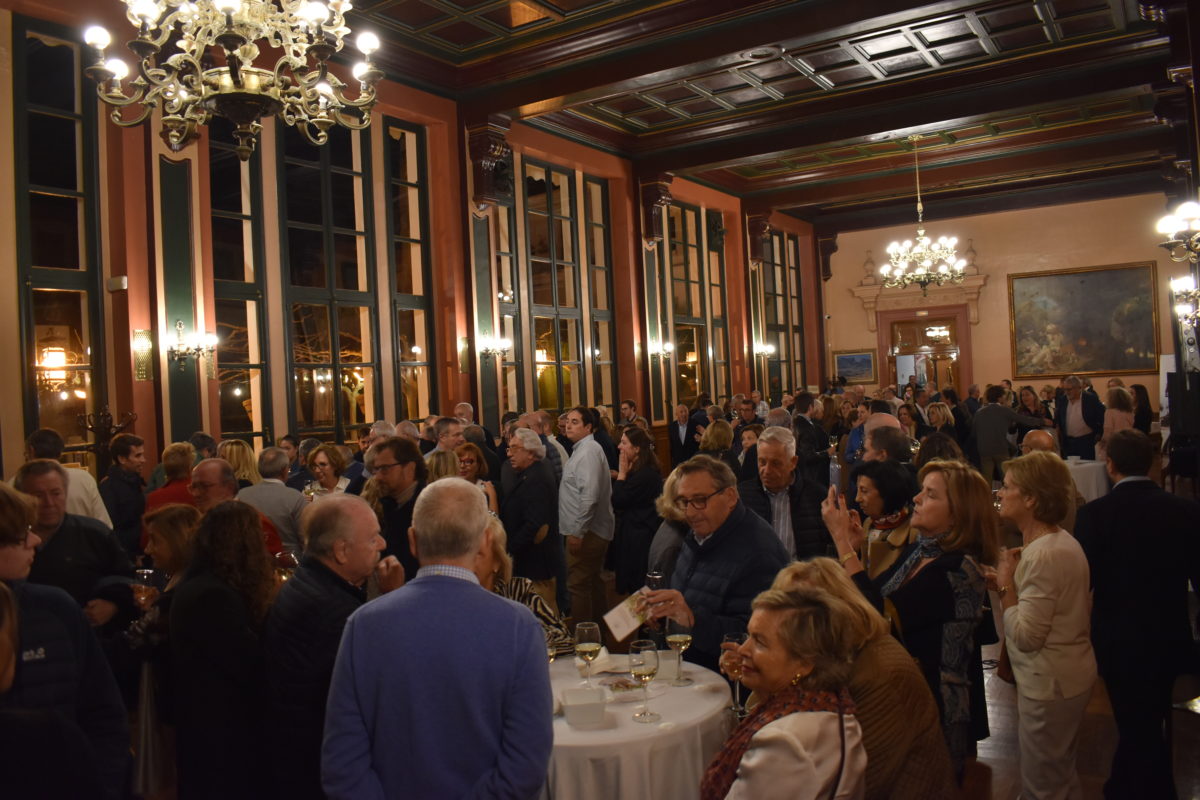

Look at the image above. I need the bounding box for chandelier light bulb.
[352,62,369,80]
[1176,201,1200,220]
[84,25,111,50]
[302,1,328,25]
[213,0,240,13]
[1157,215,1185,236]
[356,31,380,55]
[1171,275,1197,293]
[105,58,130,80]
[1176,303,1196,318]
[129,0,160,23]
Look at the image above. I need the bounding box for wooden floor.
[965,642,1200,800]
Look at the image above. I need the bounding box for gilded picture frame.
[1008,261,1158,379]
[832,349,877,385]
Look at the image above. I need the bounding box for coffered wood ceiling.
[349,0,1195,230]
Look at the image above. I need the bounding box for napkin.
[572,647,629,675]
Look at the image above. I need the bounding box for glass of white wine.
[665,618,694,687]
[547,632,557,665]
[629,639,660,724]
[722,632,748,718]
[575,622,602,687]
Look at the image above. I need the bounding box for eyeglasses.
[189,481,218,491]
[373,462,401,472]
[673,488,725,512]
[459,458,477,466]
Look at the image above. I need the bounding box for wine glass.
[575,622,602,687]
[546,632,557,665]
[721,632,748,717]
[133,568,156,609]
[665,618,694,687]
[629,640,661,724]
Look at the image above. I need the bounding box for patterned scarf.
[700,686,854,800]
[870,507,910,531]
[879,533,945,598]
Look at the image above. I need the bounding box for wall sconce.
[648,341,674,359]
[497,290,515,304]
[132,329,153,381]
[1171,275,1200,372]
[478,335,513,358]
[754,342,777,357]
[166,320,218,372]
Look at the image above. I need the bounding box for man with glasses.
[368,436,427,581]
[643,455,788,670]
[1054,375,1105,459]
[558,406,614,625]
[189,458,283,555]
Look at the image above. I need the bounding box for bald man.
[864,413,901,435]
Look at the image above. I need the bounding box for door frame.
[874,304,974,391]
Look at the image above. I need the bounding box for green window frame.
[584,176,617,409]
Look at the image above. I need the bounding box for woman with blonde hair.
[926,402,957,443]
[647,466,689,585]
[994,451,1096,799]
[822,458,997,777]
[766,559,958,800]
[425,450,460,483]
[217,439,260,489]
[1097,386,1134,463]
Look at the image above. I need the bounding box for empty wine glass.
[666,618,694,687]
[722,632,748,718]
[575,622,601,687]
[629,640,660,723]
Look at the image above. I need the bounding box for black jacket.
[263,558,367,800]
[98,465,145,554]
[171,567,268,798]
[381,483,424,581]
[1054,389,1106,438]
[28,513,135,617]
[500,460,560,582]
[738,472,834,561]
[668,419,700,466]
[593,425,619,471]
[792,414,831,488]
[1,582,129,800]
[607,465,664,594]
[670,503,789,670]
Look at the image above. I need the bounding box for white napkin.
[573,647,629,675]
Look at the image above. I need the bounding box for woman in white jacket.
[700,586,866,800]
[994,450,1097,800]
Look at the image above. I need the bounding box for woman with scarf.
[700,586,867,800]
[845,460,919,580]
[822,458,997,779]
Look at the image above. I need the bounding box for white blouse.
[725,710,867,800]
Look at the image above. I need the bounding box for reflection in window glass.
[292,304,332,363]
[32,289,94,431]
[337,306,370,363]
[294,368,337,429]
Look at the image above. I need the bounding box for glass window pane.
[394,241,423,294]
[561,364,582,408]
[551,171,571,217]
[288,227,326,287]
[525,167,547,211]
[28,113,77,190]
[340,366,375,427]
[501,365,520,419]
[285,164,323,224]
[215,298,262,364]
[284,128,321,162]
[209,148,244,213]
[333,233,366,291]
[531,260,553,306]
[326,128,355,170]
[30,193,82,269]
[496,207,513,253]
[586,181,603,224]
[330,173,358,230]
[534,317,556,362]
[392,183,418,239]
[396,308,427,363]
[557,318,578,362]
[218,367,263,433]
[591,267,609,311]
[556,262,576,308]
[589,227,606,268]
[26,35,76,113]
[337,306,370,363]
[387,125,417,183]
[528,213,550,259]
[397,366,429,420]
[212,216,252,282]
[291,304,331,363]
[33,289,93,432]
[36,370,92,436]
[555,218,574,262]
[293,367,336,429]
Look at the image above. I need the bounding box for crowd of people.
[0,377,1195,800]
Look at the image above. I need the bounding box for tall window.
[756,231,806,401]
[16,21,104,463]
[584,177,617,409]
[524,160,582,412]
[280,127,378,442]
[210,118,271,444]
[668,205,706,408]
[706,210,731,404]
[494,202,522,415]
[383,119,435,421]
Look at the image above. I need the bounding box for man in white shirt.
[19,428,111,527]
[558,406,614,625]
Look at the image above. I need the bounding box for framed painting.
[832,349,877,385]
[1008,261,1158,379]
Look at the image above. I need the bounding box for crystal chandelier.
[880,135,965,295]
[82,0,383,160]
[1156,200,1200,264]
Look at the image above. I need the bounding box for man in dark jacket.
[1075,429,1200,800]
[99,432,146,555]
[1054,374,1106,459]
[668,403,701,467]
[263,493,404,800]
[369,436,427,580]
[738,427,833,562]
[501,428,561,610]
[791,392,830,488]
[643,456,788,670]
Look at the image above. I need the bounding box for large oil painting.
[1008,262,1158,379]
[832,350,877,385]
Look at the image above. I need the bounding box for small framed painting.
[832,349,877,385]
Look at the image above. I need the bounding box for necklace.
[1022,523,1057,547]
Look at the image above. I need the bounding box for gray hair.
[758,426,797,457]
[1063,375,1082,388]
[303,493,373,557]
[298,438,322,461]
[198,458,239,491]
[396,420,420,440]
[258,447,291,479]
[370,420,397,439]
[510,427,546,460]
[765,408,793,429]
[674,455,738,493]
[412,477,488,562]
[14,458,69,492]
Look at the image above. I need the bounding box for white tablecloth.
[1065,458,1109,503]
[546,655,733,800]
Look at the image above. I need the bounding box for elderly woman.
[455,442,498,513]
[475,516,573,656]
[994,451,1096,799]
[647,467,689,585]
[305,443,348,498]
[823,459,997,777]
[896,403,920,440]
[763,559,957,800]
[499,428,561,610]
[845,460,919,580]
[700,586,866,799]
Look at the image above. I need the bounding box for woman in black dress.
[608,427,665,596]
[171,501,276,799]
[1130,383,1153,434]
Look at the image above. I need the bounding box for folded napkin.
[573,647,629,675]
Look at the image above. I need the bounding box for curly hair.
[191,501,276,625]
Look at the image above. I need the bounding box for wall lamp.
[166,320,218,371]
[754,342,777,356]
[131,329,153,381]
[478,335,513,358]
[648,341,674,360]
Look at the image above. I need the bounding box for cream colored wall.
[822,193,1187,409]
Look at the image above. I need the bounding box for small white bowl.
[562,688,607,727]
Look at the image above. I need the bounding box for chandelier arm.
[95,81,147,109]
[109,103,154,127]
[330,107,372,129]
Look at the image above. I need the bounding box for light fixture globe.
[1157,198,1200,264]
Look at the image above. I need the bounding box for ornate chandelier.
[880,135,965,295]
[82,0,383,160]
[1156,200,1200,264]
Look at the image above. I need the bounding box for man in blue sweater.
[322,477,553,799]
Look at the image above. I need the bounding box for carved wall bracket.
[467,114,513,216]
[850,274,989,332]
[639,174,674,246]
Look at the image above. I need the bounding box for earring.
[790,673,803,687]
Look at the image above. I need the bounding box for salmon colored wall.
[822,193,1184,411]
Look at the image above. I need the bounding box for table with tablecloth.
[545,654,733,800]
[1065,457,1109,502]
